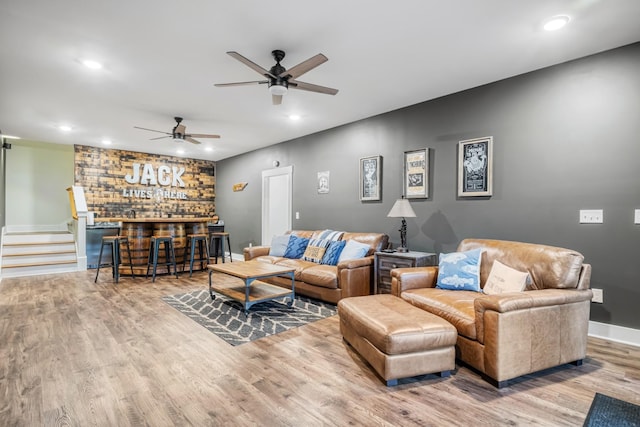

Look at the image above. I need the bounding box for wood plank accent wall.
[74,145,215,219]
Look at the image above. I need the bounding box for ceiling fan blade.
[272,94,283,105]
[185,137,201,145]
[134,126,170,134]
[279,54,328,79]
[150,135,171,141]
[188,133,220,139]
[214,80,268,87]
[288,80,339,95]
[227,51,277,79]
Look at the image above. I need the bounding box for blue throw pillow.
[269,234,291,257]
[283,235,309,259]
[436,248,483,292]
[321,240,347,265]
[337,240,370,262]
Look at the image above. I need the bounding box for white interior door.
[262,166,293,245]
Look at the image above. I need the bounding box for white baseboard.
[589,321,640,347]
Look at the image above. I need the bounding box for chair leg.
[226,236,232,262]
[125,240,135,278]
[112,240,120,283]
[189,237,196,277]
[171,241,179,279]
[95,241,106,283]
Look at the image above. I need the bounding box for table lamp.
[387,197,416,253]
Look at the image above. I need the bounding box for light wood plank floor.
[1,270,639,426]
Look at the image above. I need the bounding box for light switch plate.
[635,209,640,224]
[579,209,603,224]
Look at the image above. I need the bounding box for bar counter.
[99,217,214,276]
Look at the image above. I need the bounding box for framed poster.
[458,136,493,197]
[404,148,429,199]
[359,155,382,201]
[317,171,330,194]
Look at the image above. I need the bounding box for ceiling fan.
[134,117,220,144]
[215,50,339,105]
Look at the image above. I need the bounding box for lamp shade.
[387,198,416,218]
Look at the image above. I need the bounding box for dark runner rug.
[584,393,640,427]
[162,289,337,346]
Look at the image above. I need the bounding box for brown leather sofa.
[244,230,389,304]
[390,238,593,387]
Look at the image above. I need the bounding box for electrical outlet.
[295,212,300,220]
[579,209,603,224]
[591,288,603,303]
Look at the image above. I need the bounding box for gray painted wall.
[217,42,640,330]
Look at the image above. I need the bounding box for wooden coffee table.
[207,261,296,315]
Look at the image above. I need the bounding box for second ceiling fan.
[215,50,339,105]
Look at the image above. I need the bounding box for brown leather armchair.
[391,238,593,387]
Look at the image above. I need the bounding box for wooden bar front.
[104,218,211,276]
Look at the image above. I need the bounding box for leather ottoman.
[338,294,457,386]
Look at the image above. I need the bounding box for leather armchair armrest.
[243,246,270,260]
[390,266,438,297]
[474,288,593,343]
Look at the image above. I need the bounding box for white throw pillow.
[268,234,291,257]
[483,260,529,295]
[337,240,370,262]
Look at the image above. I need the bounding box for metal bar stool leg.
[112,238,120,283]
[225,234,232,262]
[124,238,135,278]
[95,239,106,283]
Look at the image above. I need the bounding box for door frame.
[261,165,293,245]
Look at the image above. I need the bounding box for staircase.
[1,227,79,278]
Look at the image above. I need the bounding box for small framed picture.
[317,171,330,194]
[458,136,493,197]
[404,148,429,199]
[359,155,382,201]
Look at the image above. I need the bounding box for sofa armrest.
[474,288,593,344]
[337,256,375,299]
[244,246,270,260]
[390,267,438,297]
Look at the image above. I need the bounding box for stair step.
[3,250,77,257]
[3,240,75,246]
[5,230,71,235]
[2,259,78,269]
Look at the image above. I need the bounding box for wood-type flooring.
[1,269,639,426]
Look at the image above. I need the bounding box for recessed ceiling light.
[543,15,570,31]
[205,147,213,152]
[82,59,103,70]
[176,149,185,155]
[289,114,301,121]
[101,139,112,145]
[58,124,73,132]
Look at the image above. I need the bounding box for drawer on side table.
[374,251,437,294]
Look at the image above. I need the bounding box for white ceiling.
[1,1,639,161]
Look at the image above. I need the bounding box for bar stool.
[182,233,210,277]
[146,236,179,282]
[95,235,134,283]
[210,232,232,264]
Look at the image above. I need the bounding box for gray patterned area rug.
[583,392,640,427]
[162,289,337,346]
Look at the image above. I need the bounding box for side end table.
[374,251,437,294]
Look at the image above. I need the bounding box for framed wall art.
[317,171,330,194]
[458,136,493,197]
[404,148,429,199]
[359,155,382,201]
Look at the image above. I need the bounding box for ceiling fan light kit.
[215,49,338,105]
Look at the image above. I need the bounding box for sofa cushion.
[401,288,480,340]
[321,240,347,265]
[436,248,482,292]
[338,240,370,262]
[483,260,529,295]
[302,238,331,263]
[273,258,318,280]
[283,235,309,259]
[268,235,291,257]
[299,265,339,289]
